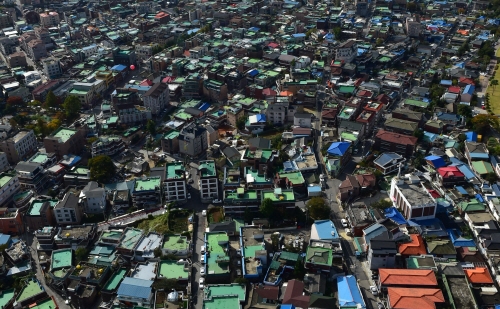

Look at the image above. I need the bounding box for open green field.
[487,48,500,114]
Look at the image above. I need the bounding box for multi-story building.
[355,0,368,16]
[112,47,136,66]
[0,152,9,172]
[0,37,16,56]
[135,43,157,60]
[198,160,219,202]
[0,130,38,164]
[42,57,62,79]
[53,192,83,225]
[14,162,49,193]
[266,105,287,125]
[226,105,244,128]
[0,173,20,207]
[178,123,208,158]
[91,136,126,157]
[143,82,169,115]
[0,208,23,234]
[374,129,418,158]
[119,106,152,124]
[406,17,422,38]
[39,11,60,27]
[161,131,179,154]
[335,40,357,63]
[25,198,57,230]
[390,177,437,220]
[164,162,187,202]
[132,177,162,209]
[0,13,12,28]
[44,127,87,159]
[80,181,106,214]
[27,39,48,61]
[7,51,27,68]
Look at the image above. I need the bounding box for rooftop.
[51,249,73,270]
[28,298,58,309]
[158,260,189,280]
[134,177,161,192]
[199,161,216,177]
[119,228,143,250]
[166,162,186,180]
[0,175,13,188]
[52,128,77,143]
[162,235,189,251]
[16,280,44,302]
[305,246,333,266]
[379,268,438,286]
[103,268,127,291]
[261,189,295,202]
[0,289,14,309]
[206,232,230,275]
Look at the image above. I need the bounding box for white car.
[199,277,205,289]
[370,286,378,296]
[341,219,349,228]
[187,193,192,199]
[201,254,205,264]
[154,147,160,153]
[212,199,222,204]
[200,267,205,276]
[202,210,207,217]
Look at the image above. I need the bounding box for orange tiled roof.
[398,234,427,256]
[388,288,445,309]
[464,267,494,284]
[379,269,438,286]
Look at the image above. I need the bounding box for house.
[337,275,365,309]
[437,166,466,187]
[374,130,418,158]
[425,238,457,259]
[326,141,351,176]
[367,233,397,270]
[305,241,337,272]
[282,279,310,308]
[79,181,106,214]
[471,161,495,177]
[373,152,406,175]
[458,199,486,214]
[53,192,83,225]
[464,267,494,285]
[464,142,489,164]
[310,219,340,243]
[384,118,418,135]
[378,269,438,291]
[116,277,154,306]
[294,113,313,128]
[390,177,437,220]
[398,234,427,257]
[461,85,475,104]
[337,175,361,203]
[346,202,375,237]
[387,288,445,309]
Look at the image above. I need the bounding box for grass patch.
[168,209,191,233]
[137,213,170,234]
[487,48,500,114]
[208,207,224,224]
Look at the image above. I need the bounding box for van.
[201,246,205,254]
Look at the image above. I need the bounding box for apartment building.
[0,173,20,207]
[80,181,106,214]
[0,37,16,56]
[119,106,152,124]
[91,136,126,157]
[27,39,48,61]
[42,57,62,79]
[0,130,38,164]
[132,177,162,209]
[53,192,83,225]
[135,43,157,60]
[0,13,12,28]
[164,162,187,202]
[0,208,23,234]
[14,162,49,193]
[374,130,418,158]
[7,51,27,68]
[178,123,208,158]
[39,11,59,27]
[143,82,169,115]
[335,40,357,63]
[198,160,219,202]
[44,127,87,159]
[390,177,437,220]
[406,17,422,38]
[226,105,244,127]
[25,198,57,230]
[0,152,9,172]
[266,105,287,125]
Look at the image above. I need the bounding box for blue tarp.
[476,194,485,203]
[337,276,366,308]
[111,64,127,71]
[198,102,210,111]
[384,207,407,225]
[248,69,259,77]
[425,155,446,168]
[456,186,468,195]
[465,131,478,142]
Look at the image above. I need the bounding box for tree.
[370,199,393,210]
[485,172,498,183]
[376,38,384,46]
[6,96,23,107]
[29,100,42,107]
[491,79,499,93]
[457,104,472,119]
[412,152,425,168]
[62,95,81,119]
[46,118,61,133]
[153,278,180,291]
[260,198,275,219]
[413,129,424,141]
[294,258,306,279]
[407,2,417,11]
[236,116,247,130]
[306,197,330,220]
[472,114,500,134]
[244,207,254,224]
[44,90,58,108]
[75,248,88,263]
[233,277,248,284]
[146,119,156,137]
[88,155,116,183]
[333,27,342,40]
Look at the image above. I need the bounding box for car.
[202,210,207,216]
[372,274,378,280]
[341,219,349,228]
[201,246,205,253]
[200,267,205,276]
[188,179,194,184]
[212,199,222,204]
[201,254,205,263]
[199,278,205,289]
[154,147,160,153]
[187,193,192,199]
[370,286,378,296]
[377,302,385,309]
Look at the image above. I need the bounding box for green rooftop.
[103,268,127,291]
[261,189,295,202]
[202,296,239,309]
[119,228,143,250]
[458,198,486,213]
[278,171,305,185]
[204,284,246,302]
[52,128,77,143]
[245,168,271,184]
[162,235,189,251]
[472,161,494,175]
[16,280,43,302]
[28,201,45,216]
[164,130,180,140]
[305,247,333,266]
[166,162,186,180]
[159,260,189,279]
[51,249,72,270]
[0,175,13,188]
[206,232,230,275]
[134,177,161,192]
[404,99,429,108]
[27,297,58,309]
[29,152,49,163]
[0,289,14,309]
[199,161,216,177]
[101,231,123,240]
[224,190,258,202]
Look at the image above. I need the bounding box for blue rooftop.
[384,207,407,225]
[248,69,259,77]
[312,220,339,241]
[117,277,153,299]
[337,275,365,308]
[447,229,476,248]
[440,80,452,86]
[463,85,475,95]
[0,233,11,246]
[327,141,351,156]
[425,155,446,168]
[457,164,476,179]
[111,64,127,71]
[465,131,478,142]
[198,102,210,111]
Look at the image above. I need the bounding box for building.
[14,162,49,193]
[388,288,445,309]
[7,51,27,68]
[42,57,62,79]
[0,152,9,173]
[116,277,154,306]
[0,130,38,164]
[80,181,106,214]
[374,130,418,158]
[143,82,169,115]
[335,40,357,63]
[373,152,406,175]
[0,208,23,234]
[310,219,340,243]
[91,136,125,157]
[378,268,438,290]
[368,233,397,270]
[178,123,208,158]
[132,177,162,209]
[390,177,437,220]
[437,166,466,187]
[53,192,83,225]
[27,39,48,61]
[164,162,187,202]
[0,173,20,207]
[25,198,57,230]
[39,11,60,27]
[198,160,219,202]
[161,131,179,154]
[266,105,287,125]
[227,105,244,127]
[337,276,365,309]
[0,13,12,28]
[113,47,136,66]
[44,127,86,159]
[406,17,422,37]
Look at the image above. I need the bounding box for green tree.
[333,27,342,40]
[413,129,424,141]
[306,197,330,220]
[260,198,275,219]
[412,152,425,168]
[244,207,254,224]
[294,258,306,279]
[146,119,156,137]
[88,155,116,183]
[62,95,81,119]
[376,38,384,46]
[485,172,498,183]
[491,79,499,93]
[472,114,500,134]
[236,116,247,130]
[29,100,42,107]
[75,247,88,263]
[233,277,248,284]
[44,90,58,108]
[457,104,472,119]
[370,199,393,210]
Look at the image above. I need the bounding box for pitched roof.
[117,277,153,299]
[375,130,418,146]
[426,238,457,255]
[327,141,351,156]
[388,288,445,309]
[437,166,464,178]
[398,234,427,256]
[255,285,279,301]
[282,279,310,309]
[464,267,494,284]
[379,269,438,286]
[337,275,365,308]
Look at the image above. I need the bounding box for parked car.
[370,286,378,296]
[201,254,205,264]
[154,147,160,153]
[202,210,207,216]
[199,278,205,289]
[201,246,205,253]
[341,219,349,228]
[187,193,192,199]
[200,267,205,276]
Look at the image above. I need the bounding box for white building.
[164,162,187,202]
[389,176,437,220]
[143,82,169,115]
[406,18,422,38]
[54,192,83,225]
[335,40,357,63]
[23,71,41,83]
[79,181,106,214]
[0,152,9,172]
[40,12,60,28]
[119,106,152,124]
[0,173,20,207]
[42,57,62,79]
[198,160,219,202]
[135,43,157,60]
[0,130,38,164]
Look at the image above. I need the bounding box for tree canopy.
[306,197,330,220]
[146,119,156,137]
[260,198,275,219]
[6,96,23,107]
[472,114,500,134]
[88,155,116,183]
[44,90,58,108]
[370,199,393,210]
[457,104,472,119]
[62,95,81,119]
